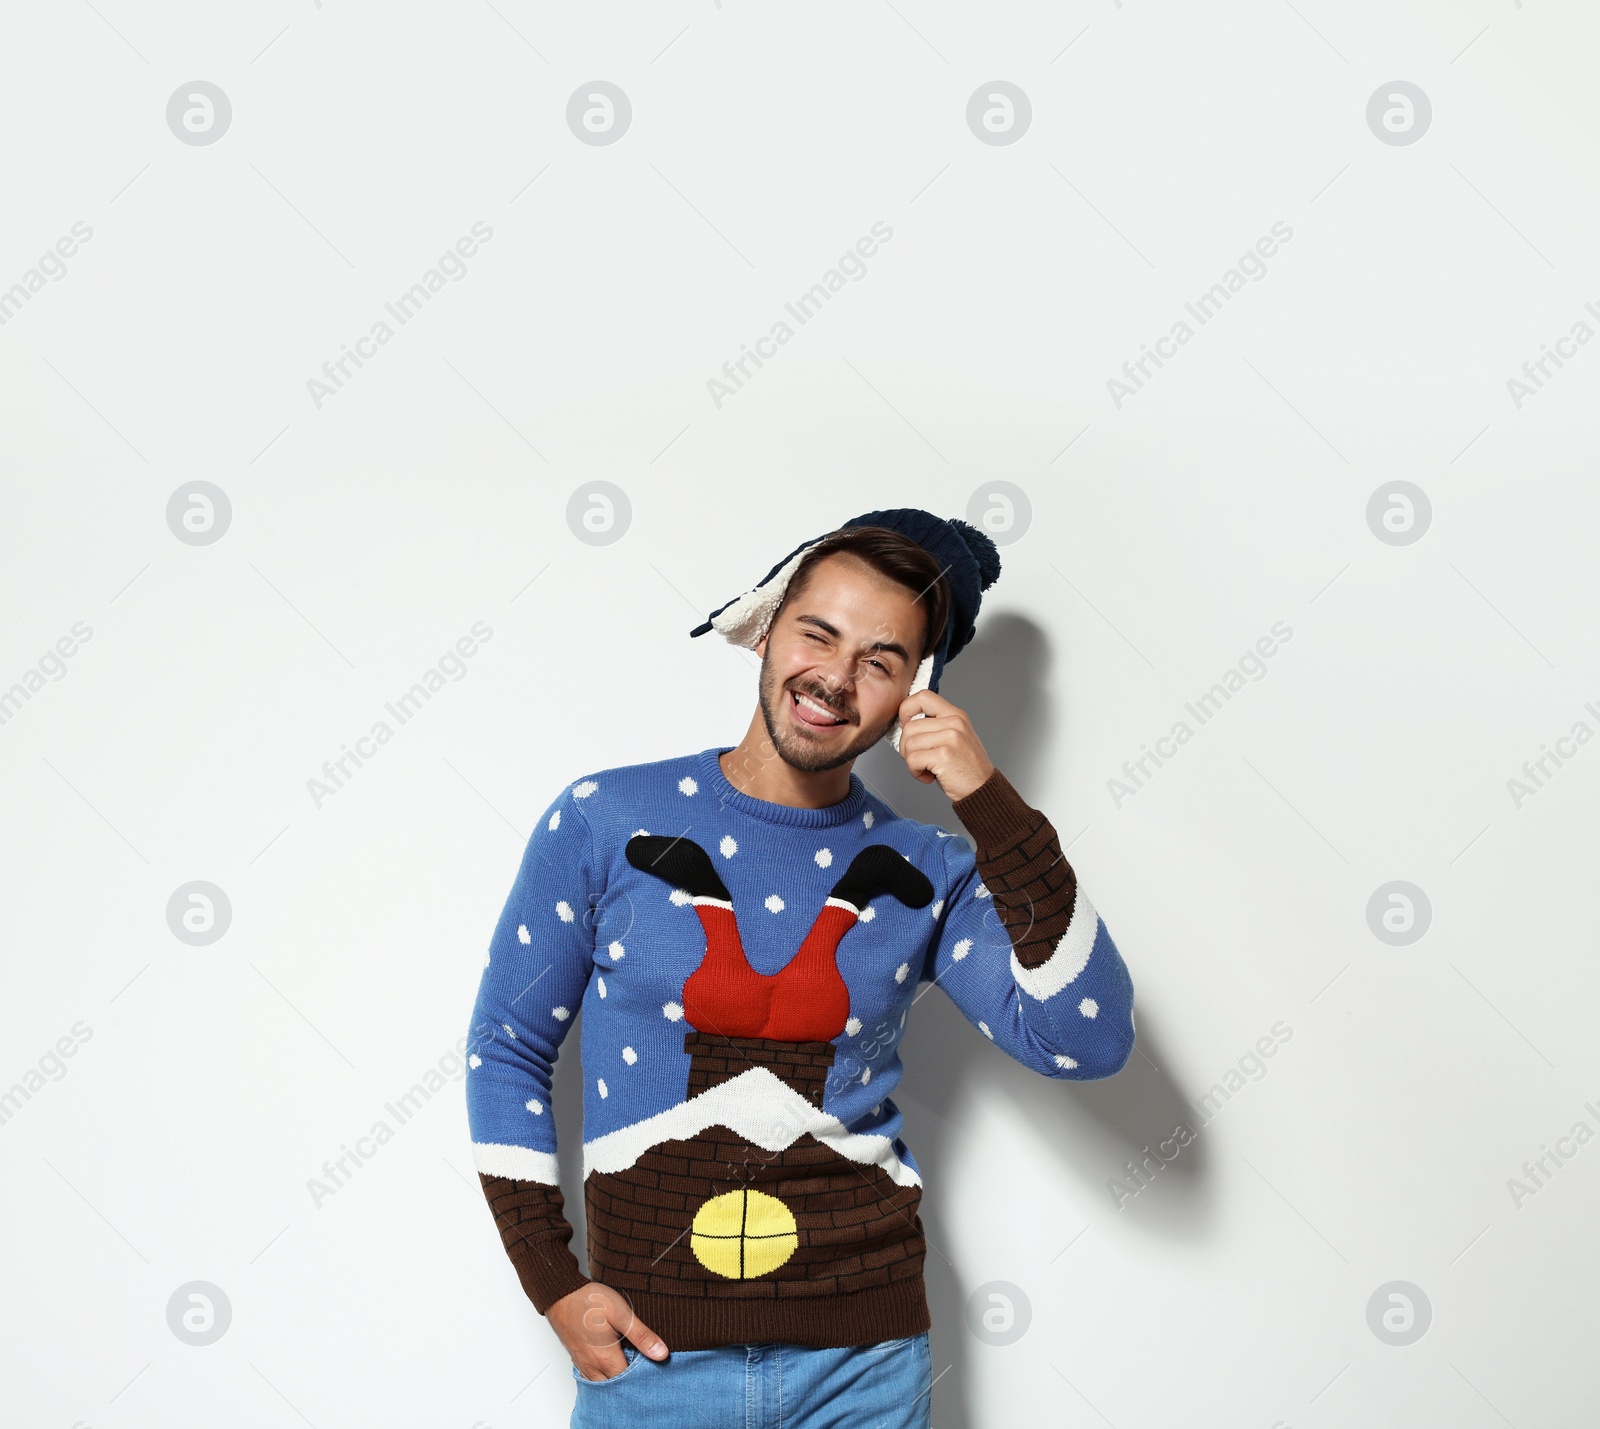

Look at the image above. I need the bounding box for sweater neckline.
[698,747,870,829]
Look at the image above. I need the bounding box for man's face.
[755,553,928,773]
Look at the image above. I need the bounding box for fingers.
[622,1312,670,1361]
[557,1283,669,1381]
[898,689,965,726]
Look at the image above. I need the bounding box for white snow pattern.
[555,901,575,923]
[720,835,738,859]
[609,940,626,959]
[815,848,833,868]
[952,938,973,960]
[517,925,531,944]
[1079,997,1099,1018]
[526,1098,544,1114]
[573,780,599,799]
[679,776,699,796]
[598,1078,608,1098]
[549,810,561,831]
[663,1001,684,1021]
[859,906,876,922]
[765,894,785,913]
[845,1016,862,1036]
[622,1046,638,1064]
[468,1053,482,1069]
[553,1006,571,1021]
[894,962,910,983]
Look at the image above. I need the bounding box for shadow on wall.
[550,613,1211,1429]
[862,612,1216,1429]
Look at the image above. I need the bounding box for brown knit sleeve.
[949,769,1078,971]
[479,1175,591,1315]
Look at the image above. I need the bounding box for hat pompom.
[948,518,1002,591]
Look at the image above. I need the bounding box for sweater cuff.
[507,1235,591,1316]
[950,768,1037,851]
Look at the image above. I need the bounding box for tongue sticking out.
[791,689,847,728]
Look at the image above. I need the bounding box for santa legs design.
[586,837,934,1298]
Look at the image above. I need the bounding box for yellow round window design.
[690,1188,799,1279]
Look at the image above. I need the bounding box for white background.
[3,1,1599,1425]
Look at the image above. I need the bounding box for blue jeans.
[570,1333,933,1429]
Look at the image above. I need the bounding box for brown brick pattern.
[951,767,1078,969]
[683,1029,835,1109]
[584,1030,926,1301]
[479,1173,590,1313]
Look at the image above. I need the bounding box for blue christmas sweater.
[465,746,1135,1350]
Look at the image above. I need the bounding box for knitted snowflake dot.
[573,780,599,798]
[978,1021,994,1039]
[622,1046,638,1064]
[861,1067,872,1084]
[678,776,699,796]
[517,925,531,944]
[974,884,991,900]
[765,895,785,913]
[720,835,738,859]
[859,906,876,922]
[845,1016,862,1036]
[549,810,561,831]
[894,962,910,983]
[930,900,944,919]
[555,901,574,923]
[598,1078,608,1098]
[669,889,692,906]
[609,940,626,958]
[526,1098,544,1114]
[952,938,972,960]
[1079,997,1098,1018]
[553,1006,571,1021]
[1055,1054,1079,1070]
[468,1053,482,1069]
[597,976,607,998]
[663,1001,684,1021]
[863,811,875,829]
[815,848,833,868]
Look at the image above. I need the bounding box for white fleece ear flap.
[887,651,936,753]
[708,544,818,650]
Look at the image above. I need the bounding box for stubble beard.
[756,647,894,774]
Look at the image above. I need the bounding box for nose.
[814,646,859,693]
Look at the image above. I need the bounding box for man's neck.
[719,707,854,809]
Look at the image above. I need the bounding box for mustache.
[787,678,858,725]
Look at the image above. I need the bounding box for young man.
[466,508,1136,1427]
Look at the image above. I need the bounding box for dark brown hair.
[777,526,951,662]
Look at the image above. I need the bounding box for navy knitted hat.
[690,508,1001,748]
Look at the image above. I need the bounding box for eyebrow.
[795,614,911,664]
